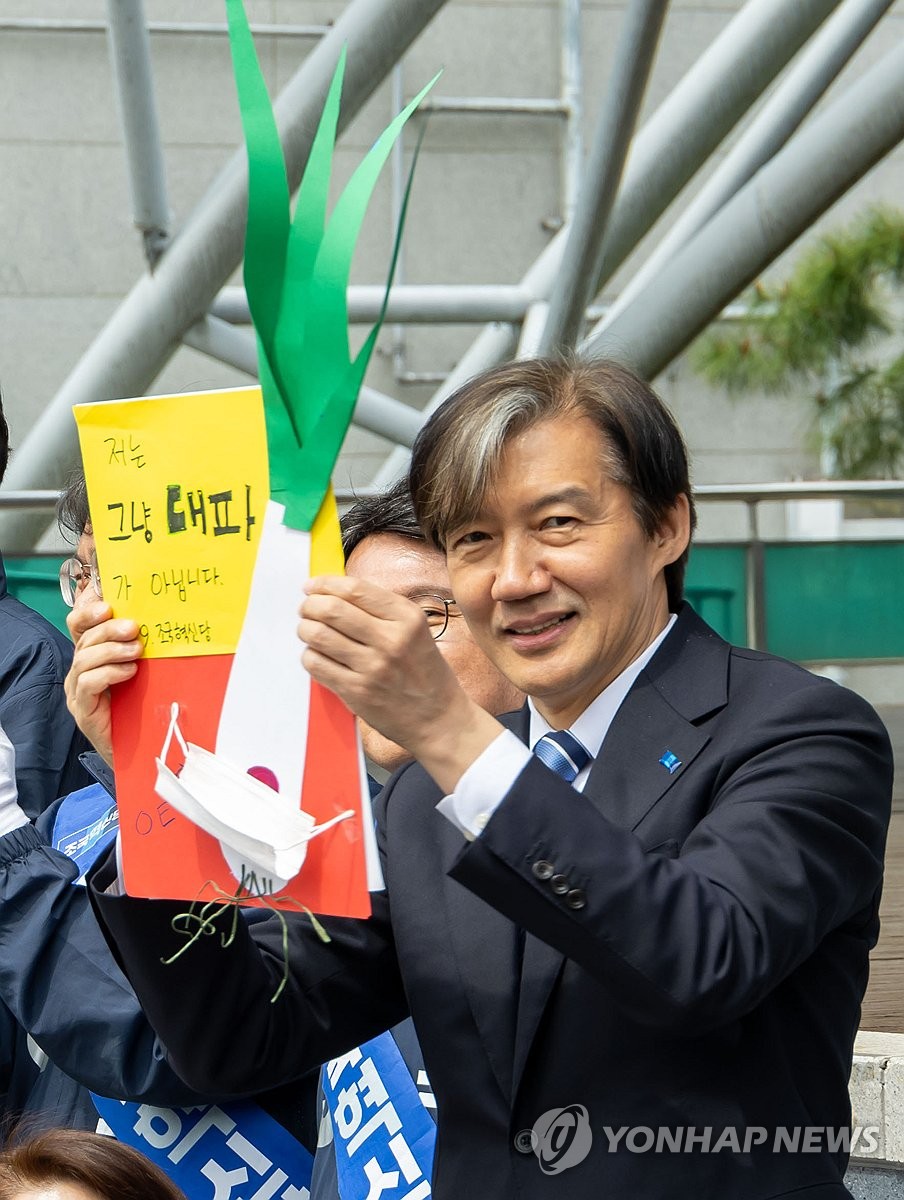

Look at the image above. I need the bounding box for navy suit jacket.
[90,605,893,1200]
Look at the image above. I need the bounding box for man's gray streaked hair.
[408,356,696,610]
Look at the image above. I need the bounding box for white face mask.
[154,703,353,894]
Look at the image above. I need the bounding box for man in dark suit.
[86,357,892,1200]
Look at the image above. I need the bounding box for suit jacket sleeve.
[447,664,893,1034]
[88,836,409,1098]
[0,821,209,1104]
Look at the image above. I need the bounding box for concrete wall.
[2,0,904,542]
[846,1033,904,1197]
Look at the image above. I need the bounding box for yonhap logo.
[522,1104,593,1174]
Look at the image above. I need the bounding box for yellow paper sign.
[74,386,269,658]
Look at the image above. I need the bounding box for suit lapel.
[585,606,729,831]
[584,678,709,831]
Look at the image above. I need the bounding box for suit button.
[514,1128,535,1154]
[532,860,554,880]
[550,874,569,895]
[565,888,587,910]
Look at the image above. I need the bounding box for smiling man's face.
[444,416,689,728]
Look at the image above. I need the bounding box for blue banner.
[322,1032,435,1200]
[90,1096,313,1199]
[51,783,119,883]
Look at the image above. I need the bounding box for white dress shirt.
[437,614,677,839]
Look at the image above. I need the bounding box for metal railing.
[693,483,904,648]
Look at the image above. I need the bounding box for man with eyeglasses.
[59,548,101,609]
[0,404,89,817]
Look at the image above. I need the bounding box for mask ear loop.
[299,807,355,843]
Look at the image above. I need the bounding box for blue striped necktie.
[532,729,591,783]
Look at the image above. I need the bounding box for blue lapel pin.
[659,750,682,775]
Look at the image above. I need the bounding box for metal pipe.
[390,63,409,382]
[537,0,669,355]
[419,97,569,116]
[745,501,765,650]
[0,0,449,552]
[0,18,328,37]
[183,316,259,377]
[599,0,893,331]
[209,285,760,327]
[372,0,840,486]
[388,0,584,383]
[213,284,538,324]
[694,481,904,503]
[518,304,550,361]
[183,319,423,446]
[566,0,841,302]
[353,390,423,447]
[0,492,64,510]
[560,0,584,223]
[105,0,171,264]
[581,40,904,379]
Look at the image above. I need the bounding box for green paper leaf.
[226,0,439,528]
[225,0,289,394]
[281,119,432,528]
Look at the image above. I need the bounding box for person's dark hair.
[0,1127,187,1200]
[57,470,91,544]
[408,356,697,609]
[0,393,9,486]
[340,476,425,561]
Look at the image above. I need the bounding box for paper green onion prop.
[226,0,438,530]
[73,1,437,917]
[194,3,439,902]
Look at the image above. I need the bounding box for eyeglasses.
[59,556,102,607]
[415,594,462,641]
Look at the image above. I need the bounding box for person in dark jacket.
[0,475,317,1197]
[0,400,89,817]
[0,478,520,1199]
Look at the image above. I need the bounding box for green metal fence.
[5,556,69,634]
[686,542,904,661]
